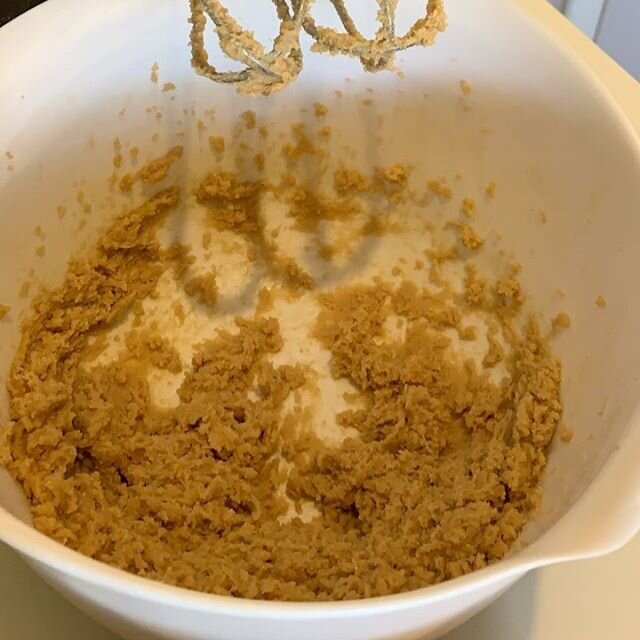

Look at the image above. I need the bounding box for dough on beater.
[189,0,447,96]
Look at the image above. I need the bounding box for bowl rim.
[1,0,640,618]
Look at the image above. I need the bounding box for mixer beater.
[189,0,447,95]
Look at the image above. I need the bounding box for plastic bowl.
[1,1,640,639]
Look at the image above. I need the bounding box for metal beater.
[189,0,447,95]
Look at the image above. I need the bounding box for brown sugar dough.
[138,146,184,184]
[124,331,183,374]
[447,221,484,250]
[240,110,257,130]
[184,273,219,307]
[3,151,563,602]
[560,426,574,443]
[460,79,472,96]
[209,135,226,153]
[427,178,453,199]
[334,168,368,195]
[313,102,328,118]
[150,62,160,84]
[119,146,184,193]
[0,304,10,319]
[290,282,561,587]
[552,312,571,330]
[462,197,477,218]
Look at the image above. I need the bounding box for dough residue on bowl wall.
[0,109,563,602]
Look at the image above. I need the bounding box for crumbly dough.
[552,312,571,329]
[560,426,574,443]
[138,146,184,185]
[120,146,184,193]
[3,136,563,602]
[314,102,329,118]
[462,197,477,218]
[0,304,10,319]
[448,221,484,250]
[184,273,219,307]
[335,168,368,195]
[427,178,453,199]
[209,136,226,153]
[150,62,160,84]
[240,111,257,130]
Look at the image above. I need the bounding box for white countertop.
[1,1,639,639]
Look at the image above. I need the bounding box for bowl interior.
[1,0,639,558]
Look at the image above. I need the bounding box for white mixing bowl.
[1,1,640,639]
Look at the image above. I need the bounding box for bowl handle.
[534,409,640,561]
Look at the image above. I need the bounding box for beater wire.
[189,0,446,95]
